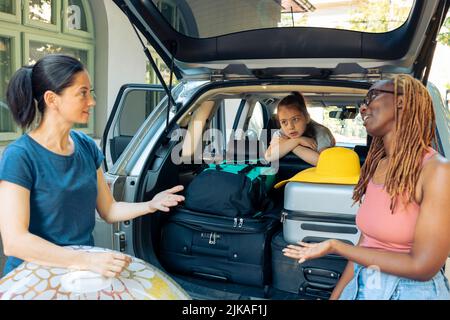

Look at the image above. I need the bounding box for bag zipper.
[281,211,288,223]
[209,232,217,245]
[172,212,266,233]
[233,218,244,228]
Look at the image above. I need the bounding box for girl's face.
[55,70,95,125]
[278,105,309,138]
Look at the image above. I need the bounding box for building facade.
[0,0,149,144]
[0,0,289,144]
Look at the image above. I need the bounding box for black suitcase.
[159,207,279,287]
[271,231,348,299]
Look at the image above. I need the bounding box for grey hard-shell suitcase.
[271,231,348,299]
[282,182,361,245]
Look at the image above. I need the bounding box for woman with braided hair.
[283,74,450,300]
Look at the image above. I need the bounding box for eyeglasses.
[359,89,398,108]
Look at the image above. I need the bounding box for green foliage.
[28,0,52,22]
[279,12,309,27]
[349,1,448,46]
[348,0,411,33]
[437,16,450,46]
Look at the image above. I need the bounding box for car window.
[222,99,242,145]
[247,102,265,140]
[308,106,367,147]
[203,98,242,160]
[151,0,414,38]
[117,90,165,136]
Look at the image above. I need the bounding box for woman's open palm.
[282,240,333,263]
[148,185,185,213]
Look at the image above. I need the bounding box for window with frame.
[202,99,242,160]
[0,0,95,142]
[0,0,14,14]
[246,102,266,141]
[309,106,367,147]
[0,35,17,136]
[146,0,190,86]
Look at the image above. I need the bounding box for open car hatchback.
[95,0,450,300]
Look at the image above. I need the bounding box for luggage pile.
[159,161,279,287]
[159,146,362,299]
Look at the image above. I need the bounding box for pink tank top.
[356,148,438,253]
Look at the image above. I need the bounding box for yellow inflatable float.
[0,246,190,300]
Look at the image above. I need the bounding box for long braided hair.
[352,74,437,212]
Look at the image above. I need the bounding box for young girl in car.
[265,92,335,165]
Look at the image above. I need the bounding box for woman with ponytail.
[265,91,335,165]
[0,54,185,277]
[283,75,450,300]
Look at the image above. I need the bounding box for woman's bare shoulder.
[421,154,450,188]
[423,153,449,170]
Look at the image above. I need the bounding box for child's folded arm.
[265,137,301,162]
[292,145,320,166]
[298,137,317,150]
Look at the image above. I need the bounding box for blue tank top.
[0,130,104,276]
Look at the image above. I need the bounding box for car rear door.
[102,84,165,172]
[93,84,165,251]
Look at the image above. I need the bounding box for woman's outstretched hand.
[282,240,335,264]
[147,185,185,213]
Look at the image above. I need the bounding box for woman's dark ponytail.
[6,66,36,129]
[5,54,85,129]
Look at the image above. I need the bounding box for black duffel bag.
[184,164,275,218]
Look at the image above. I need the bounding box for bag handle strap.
[238,165,255,175]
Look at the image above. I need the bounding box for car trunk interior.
[134,81,371,299]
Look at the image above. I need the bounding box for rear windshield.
[152,0,414,38]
